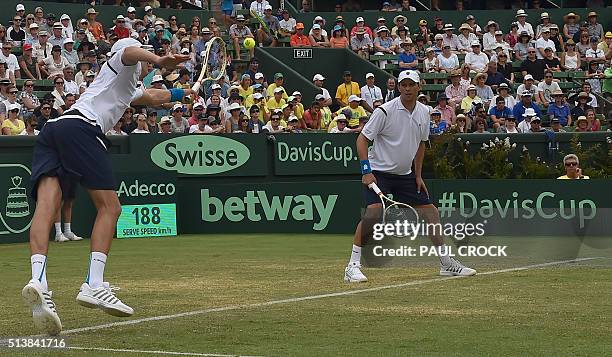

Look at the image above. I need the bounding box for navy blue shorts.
[363,171,432,207]
[30,111,114,201]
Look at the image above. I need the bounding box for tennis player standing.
[23,38,190,335]
[344,70,476,283]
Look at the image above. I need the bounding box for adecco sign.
[150,136,252,175]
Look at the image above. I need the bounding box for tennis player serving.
[344,70,476,283]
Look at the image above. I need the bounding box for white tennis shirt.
[72,47,143,134]
[361,97,430,176]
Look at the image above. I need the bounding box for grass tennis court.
[2,234,611,356]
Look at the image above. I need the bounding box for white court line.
[67,346,261,357]
[62,257,601,335]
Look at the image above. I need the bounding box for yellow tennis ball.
[243,38,256,49]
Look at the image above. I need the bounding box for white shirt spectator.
[19,128,40,135]
[279,18,296,33]
[464,51,489,72]
[107,128,128,135]
[535,37,556,59]
[249,0,270,17]
[329,126,350,133]
[0,52,19,73]
[360,84,383,109]
[515,84,538,101]
[516,22,534,38]
[585,48,605,61]
[189,124,213,133]
[537,81,560,104]
[33,41,53,60]
[131,128,150,134]
[64,79,79,96]
[482,33,496,52]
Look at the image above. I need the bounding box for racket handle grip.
[192,82,201,93]
[368,182,382,195]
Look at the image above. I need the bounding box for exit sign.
[293,49,312,59]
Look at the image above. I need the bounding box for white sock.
[64,223,72,235]
[438,245,452,266]
[86,252,107,289]
[349,244,362,264]
[54,222,62,236]
[31,254,48,291]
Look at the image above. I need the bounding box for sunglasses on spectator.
[565,162,578,167]
[251,109,260,112]
[55,81,64,85]
[170,18,177,21]
[194,108,203,111]
[42,106,51,110]
[25,83,33,87]
[9,91,18,94]
[9,109,19,113]
[545,75,553,78]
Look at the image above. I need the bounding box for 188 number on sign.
[117,203,178,238]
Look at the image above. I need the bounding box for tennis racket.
[250,9,277,40]
[192,36,227,94]
[368,182,420,238]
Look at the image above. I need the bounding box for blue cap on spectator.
[333,25,342,32]
[252,83,262,89]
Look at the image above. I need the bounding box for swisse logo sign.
[201,189,337,230]
[150,136,250,175]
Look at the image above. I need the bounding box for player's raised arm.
[131,88,196,107]
[122,46,190,69]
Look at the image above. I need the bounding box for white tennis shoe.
[440,258,477,276]
[344,262,368,283]
[22,279,62,336]
[54,234,69,242]
[76,282,134,317]
[64,232,83,241]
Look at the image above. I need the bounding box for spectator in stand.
[360,73,382,112]
[535,29,557,60]
[267,87,286,111]
[506,23,520,49]
[391,15,407,38]
[329,26,348,49]
[143,6,157,27]
[310,16,327,38]
[558,154,589,179]
[278,9,296,38]
[2,103,25,135]
[229,15,254,59]
[528,117,546,133]
[19,80,40,119]
[474,73,494,108]
[520,47,546,81]
[434,93,455,126]
[514,31,534,61]
[549,25,563,52]
[574,115,590,132]
[547,89,571,126]
[461,85,481,113]
[429,109,447,135]
[451,113,469,133]
[465,41,489,73]
[258,5,280,48]
[499,115,519,133]
[351,28,373,59]
[482,21,499,55]
[190,114,214,134]
[488,96,512,131]
[472,117,487,133]
[335,71,360,108]
[584,108,601,131]
[26,22,39,47]
[7,15,26,43]
[441,24,460,52]
[445,69,467,108]
[328,114,349,133]
[0,43,19,80]
[586,37,605,63]
[266,72,287,99]
[62,66,78,96]
[537,71,560,108]
[312,74,332,107]
[414,20,431,45]
[383,77,398,103]
[399,41,418,70]
[570,92,593,118]
[489,32,511,59]
[515,9,534,38]
[536,12,552,39]
[19,44,39,80]
[61,39,78,69]
[131,114,150,134]
[38,45,68,80]
[394,28,411,53]
[351,17,373,39]
[431,34,444,56]
[484,61,508,92]
[414,35,427,61]
[437,44,460,73]
[423,48,437,73]
[373,27,396,69]
[561,39,580,70]
[431,16,445,37]
[303,101,321,129]
[250,0,270,18]
[580,81,599,110]
[20,117,39,136]
[513,93,541,125]
[496,52,514,84]
[333,16,350,39]
[263,110,285,133]
[576,30,591,59]
[586,12,603,41]
[516,74,538,101]
[85,8,105,41]
[603,64,612,103]
[492,83,517,110]
[562,13,580,40]
[146,111,159,134]
[457,23,477,53]
[113,15,130,40]
[550,118,565,132]
[170,103,188,133]
[316,94,333,129]
[598,32,611,57]
[290,22,309,48]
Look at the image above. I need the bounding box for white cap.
[398,70,420,84]
[348,94,362,102]
[495,30,503,35]
[16,4,25,11]
[288,115,298,122]
[314,16,324,22]
[180,48,189,54]
[228,102,241,111]
[110,38,142,53]
[152,74,164,83]
[211,83,221,90]
[524,74,534,81]
[116,14,125,20]
[356,17,364,23]
[193,102,204,109]
[292,91,302,96]
[255,72,264,79]
[253,93,264,100]
[312,24,321,30]
[287,96,295,102]
[60,14,70,21]
[265,4,273,10]
[127,6,136,12]
[471,40,481,47]
[29,23,39,29]
[274,87,284,94]
[313,74,325,81]
[434,33,443,40]
[524,108,536,116]
[172,103,183,111]
[315,94,325,100]
[365,72,375,79]
[7,103,20,112]
[63,38,74,44]
[145,5,152,11]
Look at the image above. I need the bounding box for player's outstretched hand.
[157,54,191,70]
[415,176,429,197]
[362,173,376,186]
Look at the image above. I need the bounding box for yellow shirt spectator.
[335,101,367,127]
[460,95,482,113]
[293,102,304,120]
[335,73,361,107]
[2,118,25,135]
[266,74,289,99]
[239,85,254,100]
[320,106,333,129]
[267,89,287,111]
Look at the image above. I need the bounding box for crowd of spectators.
[0,2,610,137]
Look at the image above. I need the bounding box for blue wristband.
[169,88,185,102]
[360,160,372,175]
